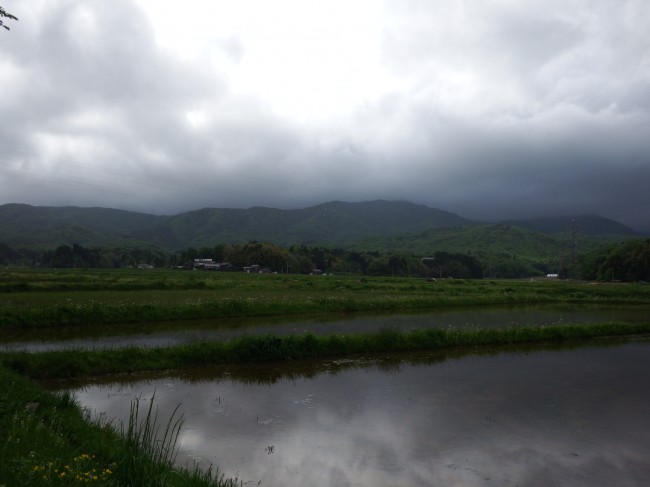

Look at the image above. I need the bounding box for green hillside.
[0,204,161,249]
[499,215,638,236]
[349,220,642,277]
[0,202,640,275]
[354,224,562,258]
[0,200,471,250]
[136,200,472,249]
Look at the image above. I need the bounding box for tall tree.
[1,6,18,31]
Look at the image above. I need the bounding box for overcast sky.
[1,0,649,230]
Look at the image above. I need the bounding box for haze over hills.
[0,200,641,253]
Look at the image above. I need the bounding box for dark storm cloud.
[0,0,648,231]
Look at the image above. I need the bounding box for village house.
[193,259,233,271]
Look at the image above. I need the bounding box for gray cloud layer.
[1,0,649,231]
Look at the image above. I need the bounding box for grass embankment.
[2,326,649,486]
[1,269,649,485]
[3,322,650,381]
[0,366,240,486]
[2,269,650,329]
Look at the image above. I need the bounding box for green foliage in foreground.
[0,366,240,486]
[3,322,650,381]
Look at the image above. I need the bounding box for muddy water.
[3,304,648,351]
[71,341,650,487]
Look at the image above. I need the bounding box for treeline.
[0,241,483,278]
[578,238,650,282]
[174,242,485,278]
[2,239,649,281]
[0,243,167,269]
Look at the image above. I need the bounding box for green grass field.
[2,268,649,330]
[1,268,649,485]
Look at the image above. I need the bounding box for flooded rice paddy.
[9,304,649,485]
[2,304,648,352]
[69,340,650,487]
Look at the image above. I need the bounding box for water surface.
[3,304,647,352]
[71,340,650,486]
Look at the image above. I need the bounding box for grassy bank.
[0,366,240,486]
[3,321,650,381]
[2,269,649,485]
[2,269,650,329]
[2,327,649,486]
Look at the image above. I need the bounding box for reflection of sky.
[73,343,650,486]
[4,304,649,351]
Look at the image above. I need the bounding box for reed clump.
[0,366,240,486]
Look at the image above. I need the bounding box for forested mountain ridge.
[0,200,471,250]
[2,201,646,279]
[0,200,640,254]
[135,200,473,249]
[498,214,638,236]
[352,224,566,259]
[0,203,160,249]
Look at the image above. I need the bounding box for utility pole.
[569,219,578,278]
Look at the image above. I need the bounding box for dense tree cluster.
[36,245,167,269]
[0,241,481,278]
[2,239,648,281]
[0,243,39,266]
[578,239,650,282]
[423,251,483,279]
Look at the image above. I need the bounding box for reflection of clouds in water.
[72,343,650,486]
[177,429,204,457]
[450,444,649,487]
[245,410,423,486]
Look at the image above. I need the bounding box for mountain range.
[0,201,641,256]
